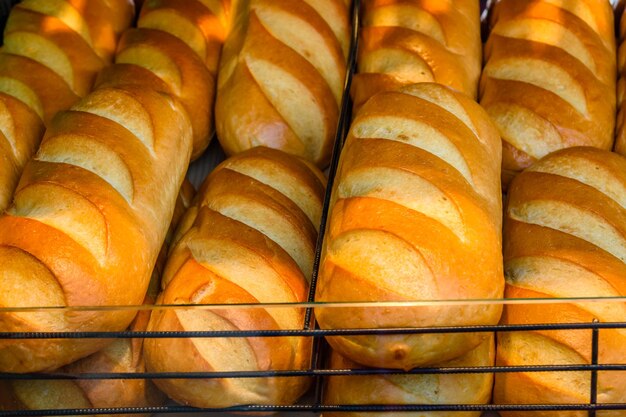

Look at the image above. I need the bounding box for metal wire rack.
[2,0,626,416]
[2,317,626,415]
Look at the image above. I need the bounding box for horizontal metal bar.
[3,363,626,381]
[4,403,626,417]
[1,321,624,339]
[2,296,626,314]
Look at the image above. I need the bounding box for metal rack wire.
[2,0,626,416]
[2,318,626,415]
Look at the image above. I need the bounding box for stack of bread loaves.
[215,0,350,167]
[317,2,499,412]
[0,0,134,212]
[144,146,326,407]
[0,0,225,378]
[495,147,626,414]
[7,0,626,413]
[141,0,356,407]
[481,0,616,187]
[316,82,502,413]
[352,0,482,113]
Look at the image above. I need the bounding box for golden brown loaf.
[0,0,134,211]
[215,0,350,167]
[0,85,193,373]
[480,0,616,187]
[495,147,626,416]
[352,0,481,113]
[324,336,495,417]
[0,181,195,414]
[315,83,504,369]
[96,0,231,160]
[144,146,326,408]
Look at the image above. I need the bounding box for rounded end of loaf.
[0,245,120,373]
[2,264,174,412]
[0,309,166,413]
[323,335,495,417]
[498,146,626,412]
[144,261,311,407]
[214,0,350,168]
[316,82,503,368]
[214,61,336,168]
[316,291,497,369]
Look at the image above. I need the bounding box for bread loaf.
[315,83,503,369]
[480,0,616,187]
[144,146,325,407]
[0,181,195,414]
[352,0,481,113]
[96,0,230,160]
[215,0,350,167]
[0,84,193,373]
[0,309,166,414]
[495,147,626,416]
[324,336,495,417]
[0,0,134,211]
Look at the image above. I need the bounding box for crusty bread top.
[481,0,616,187]
[215,0,350,167]
[95,0,229,160]
[0,0,135,212]
[352,0,482,112]
[505,147,626,279]
[3,0,134,100]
